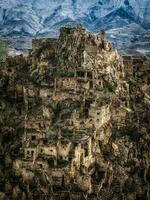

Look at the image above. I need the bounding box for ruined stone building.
[0,25,150,200]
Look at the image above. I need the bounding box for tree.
[0,39,8,61]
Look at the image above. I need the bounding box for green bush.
[0,39,8,61]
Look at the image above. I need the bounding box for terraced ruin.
[0,25,150,200]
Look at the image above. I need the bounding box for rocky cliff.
[0,25,150,200]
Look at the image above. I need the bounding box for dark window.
[7,68,12,73]
[74,143,78,147]
[136,194,146,200]
[90,81,93,89]
[87,72,92,79]
[69,157,72,161]
[48,159,54,168]
[77,71,85,78]
[31,135,36,141]
[27,151,30,155]
[43,138,48,144]
[80,121,84,125]
[31,151,34,156]
[84,143,88,157]
[60,156,63,160]
[40,164,42,168]
[62,175,65,186]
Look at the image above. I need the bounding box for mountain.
[0,0,150,57]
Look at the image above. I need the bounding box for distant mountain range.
[0,0,150,57]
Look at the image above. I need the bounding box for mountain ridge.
[0,0,150,58]
[0,0,150,37]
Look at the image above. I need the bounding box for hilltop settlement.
[0,25,150,200]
